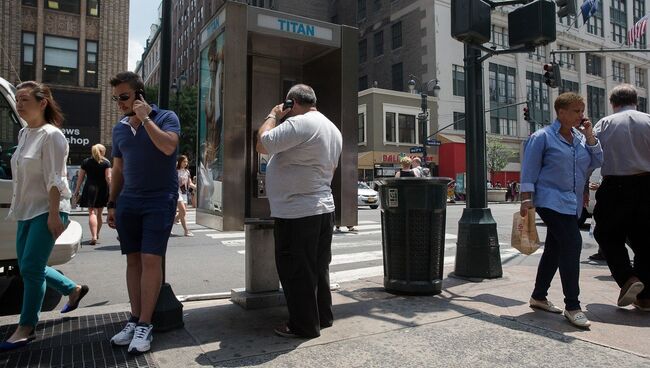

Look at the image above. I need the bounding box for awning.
[358,151,374,169]
[436,133,466,144]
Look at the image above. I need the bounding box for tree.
[174,86,198,170]
[143,85,198,171]
[486,137,515,183]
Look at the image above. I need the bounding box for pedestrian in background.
[411,157,423,177]
[106,72,181,353]
[257,84,342,338]
[394,156,415,177]
[1,81,88,351]
[74,143,111,245]
[520,92,602,328]
[593,84,650,311]
[175,154,194,237]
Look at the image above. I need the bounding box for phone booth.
[195,1,358,231]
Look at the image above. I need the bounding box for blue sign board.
[409,147,424,153]
[426,138,441,146]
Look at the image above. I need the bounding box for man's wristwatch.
[143,117,152,125]
[107,201,116,209]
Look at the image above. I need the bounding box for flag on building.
[581,0,599,23]
[628,14,649,45]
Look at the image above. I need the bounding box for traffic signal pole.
[454,45,503,279]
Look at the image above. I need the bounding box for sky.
[128,0,161,71]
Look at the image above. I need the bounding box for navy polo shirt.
[112,105,181,199]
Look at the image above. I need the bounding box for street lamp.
[170,74,187,111]
[407,74,440,168]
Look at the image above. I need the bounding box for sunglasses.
[111,93,131,102]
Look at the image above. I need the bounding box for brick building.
[0,0,129,163]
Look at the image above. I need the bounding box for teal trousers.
[16,212,77,327]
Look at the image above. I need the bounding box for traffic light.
[523,105,531,121]
[555,0,577,18]
[543,62,561,88]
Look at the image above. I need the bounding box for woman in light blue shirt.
[520,92,602,329]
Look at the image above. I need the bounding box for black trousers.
[274,212,334,337]
[593,175,650,299]
[532,207,583,311]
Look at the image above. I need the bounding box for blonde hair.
[91,144,106,163]
[400,156,412,169]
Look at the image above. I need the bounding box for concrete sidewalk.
[3,256,647,368]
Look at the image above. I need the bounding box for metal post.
[454,44,502,279]
[420,93,428,165]
[152,0,184,331]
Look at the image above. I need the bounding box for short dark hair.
[286,84,317,106]
[110,71,145,91]
[609,84,638,107]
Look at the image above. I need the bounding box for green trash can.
[379,177,452,294]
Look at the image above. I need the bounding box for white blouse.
[8,124,72,221]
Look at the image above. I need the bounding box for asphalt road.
[53,203,602,310]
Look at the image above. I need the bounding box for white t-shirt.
[9,124,72,221]
[261,110,342,219]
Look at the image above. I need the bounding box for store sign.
[201,10,226,44]
[61,127,93,147]
[257,14,333,41]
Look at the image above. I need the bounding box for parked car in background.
[358,182,379,209]
[0,77,82,315]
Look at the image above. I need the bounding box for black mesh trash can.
[379,177,452,294]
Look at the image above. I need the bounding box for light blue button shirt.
[521,120,603,217]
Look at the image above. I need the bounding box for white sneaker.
[110,321,136,346]
[128,324,153,354]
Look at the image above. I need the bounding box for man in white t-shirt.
[256,84,343,338]
[411,157,423,177]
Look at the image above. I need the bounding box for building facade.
[355,0,650,182]
[135,23,162,88]
[0,0,129,163]
[357,87,439,181]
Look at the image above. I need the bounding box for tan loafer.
[618,278,644,307]
[529,298,563,314]
[564,309,591,328]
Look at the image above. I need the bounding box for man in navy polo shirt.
[106,72,180,354]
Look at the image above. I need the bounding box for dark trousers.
[274,212,334,338]
[593,175,650,299]
[532,207,583,311]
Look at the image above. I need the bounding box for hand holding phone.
[282,99,294,111]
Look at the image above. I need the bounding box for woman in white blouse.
[0,82,89,351]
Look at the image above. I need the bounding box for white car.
[0,77,82,315]
[358,182,379,209]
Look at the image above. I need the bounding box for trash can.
[379,177,452,294]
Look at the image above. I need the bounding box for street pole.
[152,0,184,331]
[454,44,502,279]
[420,93,428,166]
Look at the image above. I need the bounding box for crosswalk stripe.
[329,249,527,283]
[331,251,383,266]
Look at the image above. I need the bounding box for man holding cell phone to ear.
[107,71,181,354]
[256,84,342,339]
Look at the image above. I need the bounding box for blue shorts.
[115,194,177,256]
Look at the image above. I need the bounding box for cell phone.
[135,89,145,101]
[579,118,588,128]
[282,99,294,110]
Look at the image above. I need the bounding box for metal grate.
[0,312,157,368]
